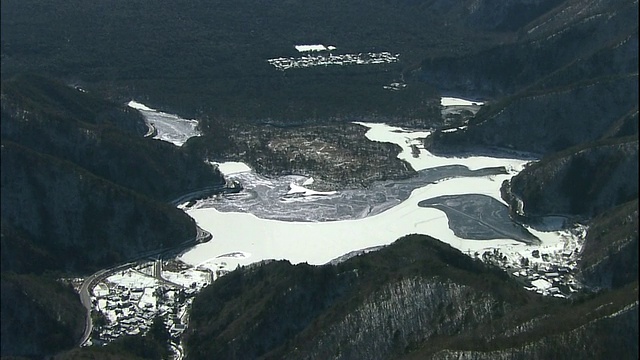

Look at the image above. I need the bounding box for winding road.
[77,227,211,347]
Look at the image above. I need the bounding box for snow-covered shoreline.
[124,101,584,296]
[179,122,584,298]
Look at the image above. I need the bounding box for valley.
[1,0,637,358]
[79,99,588,354]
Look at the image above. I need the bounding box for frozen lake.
[178,121,557,273]
[187,165,509,222]
[127,100,580,283]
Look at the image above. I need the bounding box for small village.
[82,223,587,348]
[83,259,230,351]
[267,51,399,71]
[478,223,588,298]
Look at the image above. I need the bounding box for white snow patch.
[162,269,211,289]
[97,299,108,311]
[531,279,553,290]
[107,269,160,289]
[295,44,331,52]
[127,100,156,112]
[212,161,252,176]
[441,97,484,106]
[138,288,156,310]
[287,183,337,197]
[354,122,528,173]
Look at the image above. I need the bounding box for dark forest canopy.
[0,0,543,121]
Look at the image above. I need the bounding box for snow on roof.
[531,279,553,290]
[138,288,156,310]
[93,283,109,297]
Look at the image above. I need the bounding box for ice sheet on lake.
[189,165,508,222]
[354,122,528,173]
[180,175,531,271]
[418,194,539,244]
[179,122,583,289]
[211,161,252,175]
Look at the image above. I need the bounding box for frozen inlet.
[440,97,484,107]
[127,101,201,146]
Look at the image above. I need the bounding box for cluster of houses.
[478,226,587,298]
[86,262,209,347]
[267,51,399,71]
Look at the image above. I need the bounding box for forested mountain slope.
[0,0,556,122]
[1,74,225,201]
[184,235,638,360]
[423,0,638,155]
[1,274,85,357]
[501,136,638,220]
[578,199,638,290]
[0,76,223,358]
[1,74,225,274]
[1,141,197,274]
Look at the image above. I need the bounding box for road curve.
[77,226,211,347]
[78,264,131,346]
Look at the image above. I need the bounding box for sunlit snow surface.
[213,162,252,175]
[114,98,580,296]
[179,120,583,287]
[294,44,336,52]
[440,97,484,106]
[128,101,201,146]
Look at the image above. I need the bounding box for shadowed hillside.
[184,235,638,360]
[422,0,638,155]
[0,75,224,358]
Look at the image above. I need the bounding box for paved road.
[78,264,132,346]
[77,226,211,347]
